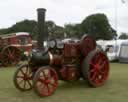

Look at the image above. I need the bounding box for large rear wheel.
[82,49,109,87]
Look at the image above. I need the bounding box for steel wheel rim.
[34,68,58,97]
[2,46,21,66]
[88,52,109,86]
[14,65,33,91]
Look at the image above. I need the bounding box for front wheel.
[33,66,58,97]
[13,64,33,91]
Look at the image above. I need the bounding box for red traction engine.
[13,35,109,97]
[0,37,21,66]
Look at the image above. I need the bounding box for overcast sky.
[0,0,128,34]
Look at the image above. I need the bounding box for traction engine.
[13,35,109,97]
[0,37,21,66]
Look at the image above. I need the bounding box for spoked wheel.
[13,64,33,91]
[33,66,58,97]
[82,49,109,87]
[2,46,21,66]
[81,35,96,57]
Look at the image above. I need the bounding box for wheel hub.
[44,79,50,84]
[95,64,101,71]
[23,74,31,80]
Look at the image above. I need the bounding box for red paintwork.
[0,33,32,65]
[64,43,79,58]
[1,46,21,66]
[88,52,109,87]
[0,32,32,54]
[35,68,58,96]
[50,54,62,65]
[80,36,96,57]
[60,65,79,81]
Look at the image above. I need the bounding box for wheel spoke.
[26,66,29,74]
[41,84,46,92]
[90,72,97,80]
[8,49,14,59]
[90,68,96,73]
[90,62,95,67]
[23,81,27,89]
[100,68,108,76]
[36,81,48,95]
[97,57,103,65]
[47,70,52,78]
[11,49,15,55]
[20,68,25,75]
[94,78,99,84]
[49,82,57,88]
[42,70,47,78]
[39,77,45,82]
[36,81,43,88]
[100,61,107,68]
[17,76,24,79]
[7,48,11,55]
[46,84,50,94]
[90,62,96,73]
[26,80,32,88]
[10,50,14,57]
[18,79,24,85]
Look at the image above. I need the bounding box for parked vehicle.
[0,32,32,66]
[13,35,109,97]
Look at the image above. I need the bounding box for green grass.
[0,63,128,102]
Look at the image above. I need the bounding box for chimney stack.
[37,8,46,49]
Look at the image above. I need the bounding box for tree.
[0,13,117,40]
[119,33,128,39]
[46,21,65,39]
[64,24,82,38]
[81,13,116,40]
[46,21,56,36]
[0,19,37,39]
[0,20,65,39]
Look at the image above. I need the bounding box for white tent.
[96,39,128,61]
[119,41,128,63]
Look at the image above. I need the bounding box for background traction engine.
[13,36,109,97]
[0,37,21,66]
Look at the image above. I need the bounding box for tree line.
[0,13,124,40]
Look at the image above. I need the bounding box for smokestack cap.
[37,8,46,13]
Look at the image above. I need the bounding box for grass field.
[0,63,128,102]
